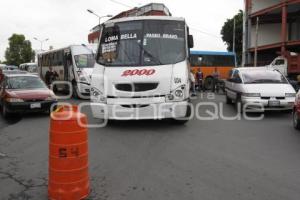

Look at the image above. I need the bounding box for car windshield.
[74,54,95,68]
[242,70,288,84]
[6,76,47,89]
[97,20,186,66]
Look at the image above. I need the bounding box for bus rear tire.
[204,77,214,90]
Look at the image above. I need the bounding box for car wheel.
[2,104,10,118]
[45,102,58,115]
[236,96,244,113]
[293,110,300,130]
[225,93,232,104]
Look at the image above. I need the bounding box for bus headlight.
[175,90,183,97]
[91,87,106,103]
[166,85,186,102]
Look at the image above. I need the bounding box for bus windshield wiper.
[136,42,163,65]
[143,49,163,65]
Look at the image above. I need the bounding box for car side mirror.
[233,77,242,83]
[188,35,194,48]
[230,77,241,83]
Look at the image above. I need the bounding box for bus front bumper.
[91,101,189,120]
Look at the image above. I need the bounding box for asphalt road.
[1,93,300,200]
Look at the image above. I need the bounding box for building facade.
[88,3,171,44]
[243,0,300,66]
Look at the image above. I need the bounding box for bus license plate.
[268,100,280,107]
[30,103,41,109]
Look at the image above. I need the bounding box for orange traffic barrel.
[48,105,90,200]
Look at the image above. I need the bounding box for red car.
[0,72,57,118]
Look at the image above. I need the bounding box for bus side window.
[58,51,63,65]
[197,56,203,65]
[274,59,285,66]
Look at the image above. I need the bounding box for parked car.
[3,65,18,70]
[1,70,27,75]
[0,64,6,69]
[0,73,57,117]
[225,67,296,112]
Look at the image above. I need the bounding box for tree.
[5,34,35,66]
[221,10,243,65]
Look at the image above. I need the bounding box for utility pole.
[87,10,112,28]
[34,37,49,51]
[254,17,259,67]
[242,1,247,67]
[233,18,236,54]
[87,10,113,43]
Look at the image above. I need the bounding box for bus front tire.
[171,105,191,125]
[72,83,79,99]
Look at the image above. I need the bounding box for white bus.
[38,44,97,98]
[19,62,38,75]
[91,16,194,124]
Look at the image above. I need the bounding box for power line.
[127,0,143,6]
[109,0,133,8]
[190,27,221,39]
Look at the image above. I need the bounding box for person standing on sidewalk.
[212,70,220,92]
[196,68,203,92]
[190,70,196,96]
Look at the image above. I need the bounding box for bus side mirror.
[188,35,194,48]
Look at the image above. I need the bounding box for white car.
[225,67,296,112]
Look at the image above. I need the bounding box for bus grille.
[115,83,159,92]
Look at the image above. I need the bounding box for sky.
[0,0,243,61]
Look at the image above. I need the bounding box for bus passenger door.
[64,52,74,82]
[63,53,69,81]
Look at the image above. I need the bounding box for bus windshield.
[74,54,95,68]
[97,20,186,66]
